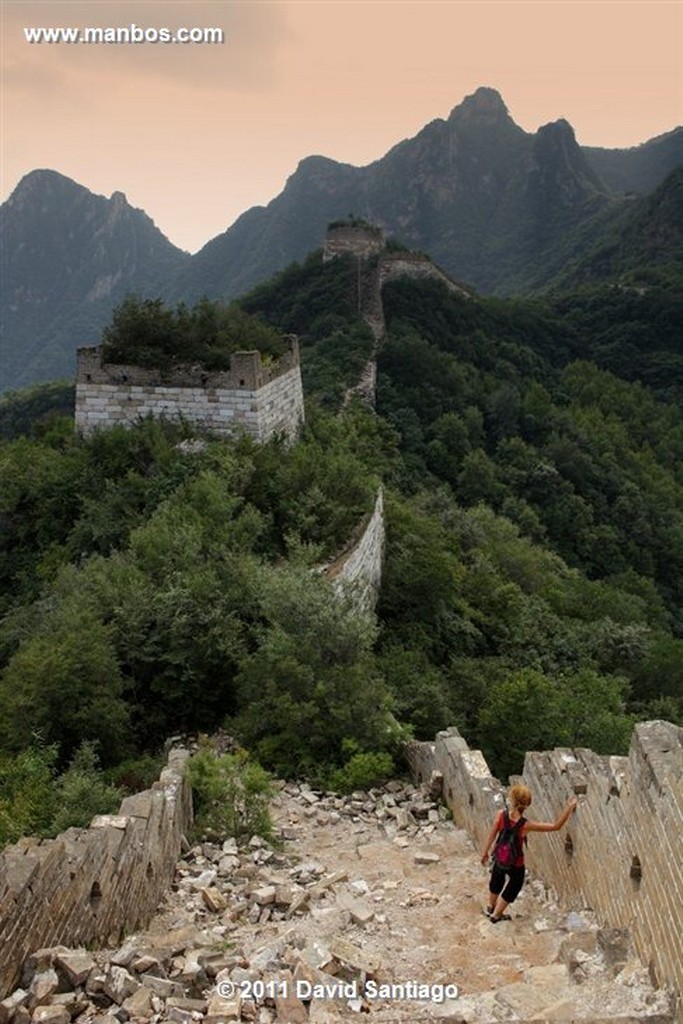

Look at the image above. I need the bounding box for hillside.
[0,170,190,392]
[0,245,681,832]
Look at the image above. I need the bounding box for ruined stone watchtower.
[75,340,304,444]
[322,221,385,262]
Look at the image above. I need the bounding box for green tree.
[234,567,396,778]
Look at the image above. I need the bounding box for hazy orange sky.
[2,1,681,253]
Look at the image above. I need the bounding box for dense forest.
[1,245,681,845]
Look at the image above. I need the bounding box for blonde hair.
[509,784,532,810]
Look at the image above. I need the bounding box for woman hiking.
[480,784,577,923]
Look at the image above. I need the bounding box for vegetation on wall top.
[100,296,288,372]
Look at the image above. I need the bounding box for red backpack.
[493,810,526,869]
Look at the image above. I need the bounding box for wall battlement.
[75,341,304,443]
[406,721,683,1019]
[0,749,192,998]
[323,223,385,262]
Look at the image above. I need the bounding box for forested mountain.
[174,88,681,303]
[1,243,681,843]
[547,167,683,291]
[584,128,683,195]
[0,170,189,392]
[2,88,681,393]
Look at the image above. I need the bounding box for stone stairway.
[3,782,674,1024]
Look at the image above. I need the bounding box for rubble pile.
[0,781,674,1023]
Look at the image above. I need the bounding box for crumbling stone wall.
[0,748,192,998]
[322,224,385,262]
[379,251,471,298]
[75,342,304,444]
[405,721,683,1017]
[323,487,384,613]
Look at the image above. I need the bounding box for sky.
[2,1,682,253]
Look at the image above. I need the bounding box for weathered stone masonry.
[323,487,384,613]
[75,342,304,444]
[406,721,683,1019]
[0,748,192,998]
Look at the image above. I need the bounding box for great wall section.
[75,342,304,445]
[0,224,681,1021]
[1,726,680,1022]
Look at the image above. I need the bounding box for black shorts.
[489,863,525,903]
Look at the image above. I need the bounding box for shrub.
[329,750,395,793]
[0,743,58,846]
[187,746,274,844]
[51,741,123,832]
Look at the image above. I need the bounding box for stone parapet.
[74,342,304,443]
[323,487,385,613]
[0,748,192,998]
[405,721,683,1019]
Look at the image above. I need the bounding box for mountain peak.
[449,87,511,124]
[8,169,86,207]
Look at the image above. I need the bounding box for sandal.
[490,913,512,923]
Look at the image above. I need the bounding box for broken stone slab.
[0,990,28,1024]
[182,868,218,891]
[292,860,325,879]
[50,993,89,1016]
[300,941,337,974]
[414,850,440,865]
[129,954,165,975]
[204,994,242,1023]
[273,971,308,1024]
[110,940,142,968]
[103,966,139,1005]
[409,801,436,818]
[166,996,209,1013]
[167,1010,194,1024]
[122,987,153,1019]
[28,971,59,1010]
[20,950,69,990]
[328,939,380,979]
[495,980,572,1020]
[335,891,374,926]
[30,1007,70,1024]
[54,951,96,988]
[90,815,130,830]
[309,870,349,899]
[202,886,229,912]
[250,885,276,906]
[299,790,320,806]
[202,843,223,862]
[218,856,241,875]
[285,891,311,919]
[140,975,184,1000]
[84,968,107,996]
